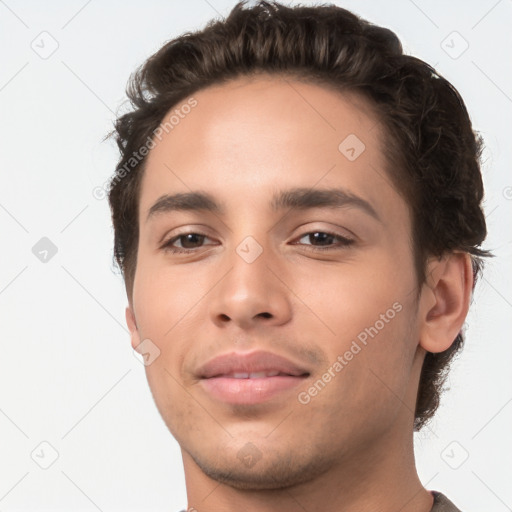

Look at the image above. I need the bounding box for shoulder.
[430,490,463,512]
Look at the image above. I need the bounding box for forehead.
[138,74,399,220]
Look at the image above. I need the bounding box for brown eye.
[294,231,354,251]
[161,232,213,254]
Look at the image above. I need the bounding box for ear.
[418,252,473,354]
[126,305,142,351]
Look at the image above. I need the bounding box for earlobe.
[419,253,474,354]
[125,305,142,351]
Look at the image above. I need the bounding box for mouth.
[200,374,309,405]
[197,351,310,405]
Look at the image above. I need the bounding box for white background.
[0,1,511,510]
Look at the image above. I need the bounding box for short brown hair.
[107,0,489,430]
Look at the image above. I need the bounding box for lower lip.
[200,375,307,404]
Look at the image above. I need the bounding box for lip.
[197,350,310,405]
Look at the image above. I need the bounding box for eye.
[160,229,355,255]
[292,231,355,251]
[160,232,215,254]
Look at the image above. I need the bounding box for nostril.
[259,312,272,318]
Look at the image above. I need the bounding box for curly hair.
[107,0,489,430]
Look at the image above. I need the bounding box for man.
[107,1,488,510]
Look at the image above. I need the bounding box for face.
[127,75,427,490]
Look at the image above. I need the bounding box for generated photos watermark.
[93,97,198,200]
[298,301,403,405]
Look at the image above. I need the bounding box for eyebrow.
[146,187,380,222]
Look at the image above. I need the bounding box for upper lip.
[197,350,311,378]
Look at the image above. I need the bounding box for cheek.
[291,252,418,392]
[133,262,213,387]
[133,260,201,336]
[292,252,413,341]
[294,298,418,443]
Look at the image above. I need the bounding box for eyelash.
[160,230,355,254]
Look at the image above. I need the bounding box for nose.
[208,238,293,331]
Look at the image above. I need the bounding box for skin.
[125,74,473,512]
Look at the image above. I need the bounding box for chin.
[187,445,333,490]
